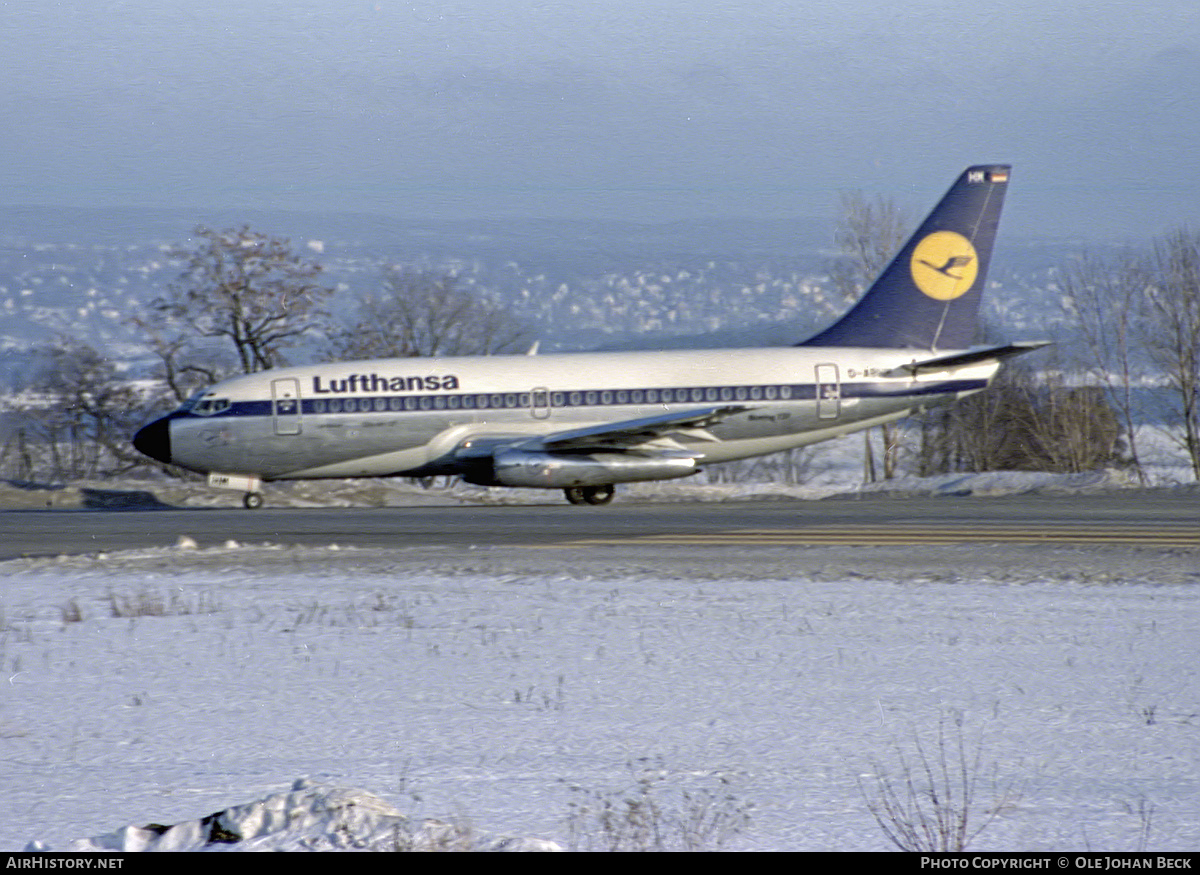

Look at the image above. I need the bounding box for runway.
[553,524,1200,548]
[1,490,1196,561]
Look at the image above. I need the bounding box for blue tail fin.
[800,165,1010,350]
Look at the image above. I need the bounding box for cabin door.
[271,377,303,435]
[815,364,841,420]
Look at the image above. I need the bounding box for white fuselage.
[162,345,997,482]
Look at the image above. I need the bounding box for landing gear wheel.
[243,491,264,510]
[584,484,615,505]
[564,485,615,505]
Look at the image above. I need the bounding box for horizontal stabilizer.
[884,341,1051,377]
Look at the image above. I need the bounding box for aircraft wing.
[884,341,1051,377]
[519,404,749,454]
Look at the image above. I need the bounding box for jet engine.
[468,448,697,488]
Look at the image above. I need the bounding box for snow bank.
[35,779,562,852]
[838,467,1140,499]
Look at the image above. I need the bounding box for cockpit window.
[192,397,231,416]
[179,390,205,413]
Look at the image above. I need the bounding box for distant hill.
[0,204,1093,375]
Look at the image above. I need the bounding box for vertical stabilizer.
[800,165,1010,350]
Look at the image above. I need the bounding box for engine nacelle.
[471,448,697,488]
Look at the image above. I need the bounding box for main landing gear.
[563,484,615,506]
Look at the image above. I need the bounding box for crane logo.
[911,231,978,300]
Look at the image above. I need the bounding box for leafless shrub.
[60,598,84,624]
[564,760,752,851]
[1128,797,1155,853]
[390,817,477,852]
[106,588,219,618]
[858,717,1020,852]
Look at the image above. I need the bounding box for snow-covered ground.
[2,516,1199,851]
[2,431,1198,852]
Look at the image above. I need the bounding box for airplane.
[133,164,1047,508]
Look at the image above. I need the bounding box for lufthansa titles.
[312,373,460,395]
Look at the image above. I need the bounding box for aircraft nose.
[133,416,173,465]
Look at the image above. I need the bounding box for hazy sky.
[4,0,1199,237]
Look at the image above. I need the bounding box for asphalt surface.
[0,490,1196,561]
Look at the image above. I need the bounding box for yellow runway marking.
[540,526,1200,548]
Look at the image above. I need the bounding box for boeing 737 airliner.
[134,165,1046,507]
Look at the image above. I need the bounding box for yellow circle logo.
[910,232,978,301]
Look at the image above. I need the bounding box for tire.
[582,484,615,505]
[243,492,264,510]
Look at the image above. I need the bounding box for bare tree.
[1020,371,1127,473]
[142,226,333,400]
[918,364,1033,474]
[828,192,911,481]
[6,338,153,480]
[137,321,233,405]
[1060,249,1147,482]
[917,358,1126,475]
[327,266,530,360]
[1137,228,1200,480]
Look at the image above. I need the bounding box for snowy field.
[2,529,1199,851]
[2,430,1198,852]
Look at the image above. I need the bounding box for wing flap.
[520,404,749,453]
